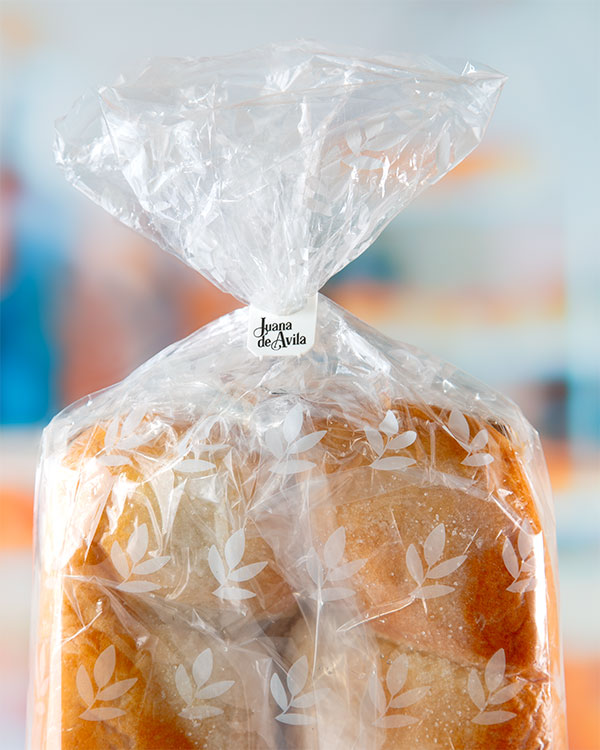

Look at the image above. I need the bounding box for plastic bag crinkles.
[28,41,567,749]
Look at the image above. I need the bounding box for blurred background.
[0,1,598,747]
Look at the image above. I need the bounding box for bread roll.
[299,400,565,747]
[312,404,558,671]
[30,413,294,749]
[284,618,554,749]
[34,574,278,749]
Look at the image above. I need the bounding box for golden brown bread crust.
[62,420,295,623]
[32,418,290,749]
[311,404,553,673]
[284,618,554,749]
[31,401,565,748]
[56,577,273,749]
[305,402,565,746]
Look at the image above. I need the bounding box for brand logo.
[252,317,307,351]
[246,295,317,358]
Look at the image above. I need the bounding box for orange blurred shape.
[443,146,532,182]
[179,276,241,336]
[0,486,33,548]
[565,657,600,749]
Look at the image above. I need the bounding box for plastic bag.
[28,41,566,749]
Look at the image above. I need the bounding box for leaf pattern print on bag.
[447,410,494,467]
[468,649,525,725]
[406,524,467,600]
[366,410,417,471]
[97,407,150,467]
[502,520,538,593]
[77,645,137,721]
[306,527,366,602]
[368,654,429,729]
[110,523,170,593]
[208,528,268,601]
[176,649,234,720]
[266,404,326,475]
[271,656,325,725]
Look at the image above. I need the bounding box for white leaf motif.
[276,712,314,725]
[373,714,419,728]
[327,559,367,581]
[367,672,386,713]
[132,556,170,576]
[371,456,416,472]
[468,670,486,711]
[175,665,193,704]
[224,529,245,570]
[472,710,516,725]
[270,673,288,711]
[283,404,303,443]
[390,687,430,708]
[489,680,525,705]
[192,649,213,689]
[180,705,223,720]
[387,431,417,451]
[118,434,147,450]
[462,453,494,467]
[502,538,520,580]
[427,556,467,579]
[406,545,424,585]
[264,429,284,459]
[518,521,535,560]
[306,548,323,585]
[80,707,125,721]
[386,655,408,696]
[215,586,255,600]
[195,681,234,700]
[324,527,346,569]
[485,650,506,694]
[292,690,324,708]
[208,546,227,585]
[104,419,120,449]
[507,577,537,594]
[228,561,267,582]
[379,410,398,436]
[449,410,470,444]
[289,431,326,454]
[175,459,215,473]
[346,125,363,154]
[364,119,385,140]
[98,455,132,467]
[121,406,145,438]
[521,558,537,574]
[127,524,149,564]
[365,427,384,457]
[96,678,137,702]
[110,542,130,580]
[423,524,445,567]
[287,656,308,697]
[469,429,489,452]
[271,459,315,475]
[94,645,116,689]
[76,666,94,707]
[116,581,159,593]
[412,584,455,599]
[319,587,355,602]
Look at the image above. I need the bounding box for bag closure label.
[247,295,318,357]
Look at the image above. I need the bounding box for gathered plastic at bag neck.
[55,40,505,315]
